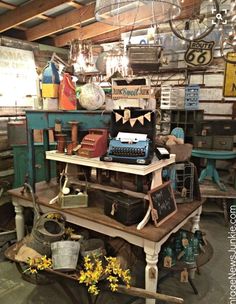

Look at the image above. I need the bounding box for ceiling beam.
[54,5,155,47]
[0,1,15,10]
[68,2,82,9]
[0,0,72,32]
[92,25,146,44]
[54,22,119,47]
[26,3,95,41]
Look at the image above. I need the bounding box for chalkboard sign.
[148,181,177,227]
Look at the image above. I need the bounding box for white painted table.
[45,151,176,230]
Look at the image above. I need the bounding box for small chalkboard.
[148,181,177,227]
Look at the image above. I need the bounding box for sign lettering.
[112,85,153,99]
[184,40,215,67]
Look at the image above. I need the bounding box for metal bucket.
[51,241,80,271]
[80,238,105,259]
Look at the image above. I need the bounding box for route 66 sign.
[184,40,215,67]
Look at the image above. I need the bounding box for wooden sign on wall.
[223,52,236,97]
[112,85,153,99]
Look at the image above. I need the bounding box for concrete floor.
[0,211,228,304]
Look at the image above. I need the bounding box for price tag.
[184,40,215,67]
[181,268,189,283]
[164,256,172,268]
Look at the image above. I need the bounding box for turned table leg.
[144,240,161,304]
[191,206,202,233]
[13,201,25,241]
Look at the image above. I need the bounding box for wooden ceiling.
[0,0,143,47]
[0,0,203,48]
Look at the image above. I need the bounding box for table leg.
[144,240,161,304]
[191,206,202,233]
[199,159,226,191]
[137,169,162,230]
[13,201,25,241]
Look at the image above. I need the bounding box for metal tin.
[7,120,27,146]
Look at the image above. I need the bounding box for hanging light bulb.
[95,0,181,26]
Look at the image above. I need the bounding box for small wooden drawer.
[193,136,212,149]
[212,136,234,151]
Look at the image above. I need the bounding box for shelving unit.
[159,109,204,144]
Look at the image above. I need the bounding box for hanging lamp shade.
[95,0,181,26]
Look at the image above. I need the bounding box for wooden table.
[192,149,236,191]
[9,181,203,304]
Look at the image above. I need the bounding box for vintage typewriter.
[102,132,151,165]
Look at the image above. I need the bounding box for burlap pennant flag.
[137,115,144,125]
[115,113,123,122]
[144,112,151,122]
[129,118,137,127]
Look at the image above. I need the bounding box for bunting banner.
[114,111,152,127]
[115,113,123,122]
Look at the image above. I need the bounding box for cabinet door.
[13,145,56,188]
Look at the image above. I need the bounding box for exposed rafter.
[54,5,155,47]
[92,25,146,44]
[54,22,120,47]
[26,3,95,41]
[0,0,72,32]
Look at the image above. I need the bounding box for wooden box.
[104,192,146,226]
[212,136,234,151]
[193,136,212,149]
[58,192,88,209]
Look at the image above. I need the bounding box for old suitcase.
[193,136,212,149]
[104,192,146,226]
[212,136,234,151]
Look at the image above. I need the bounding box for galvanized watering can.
[23,183,65,256]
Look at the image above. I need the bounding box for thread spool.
[55,133,67,153]
[68,121,79,149]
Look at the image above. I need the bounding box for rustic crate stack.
[194,120,236,150]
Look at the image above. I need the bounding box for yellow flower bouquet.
[78,255,131,295]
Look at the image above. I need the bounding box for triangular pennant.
[137,115,144,125]
[123,117,129,124]
[144,112,151,122]
[129,118,137,127]
[115,113,123,122]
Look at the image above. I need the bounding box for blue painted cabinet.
[12,143,57,188]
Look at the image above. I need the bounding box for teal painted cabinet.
[12,144,57,188]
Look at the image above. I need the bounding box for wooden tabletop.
[8,181,203,243]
